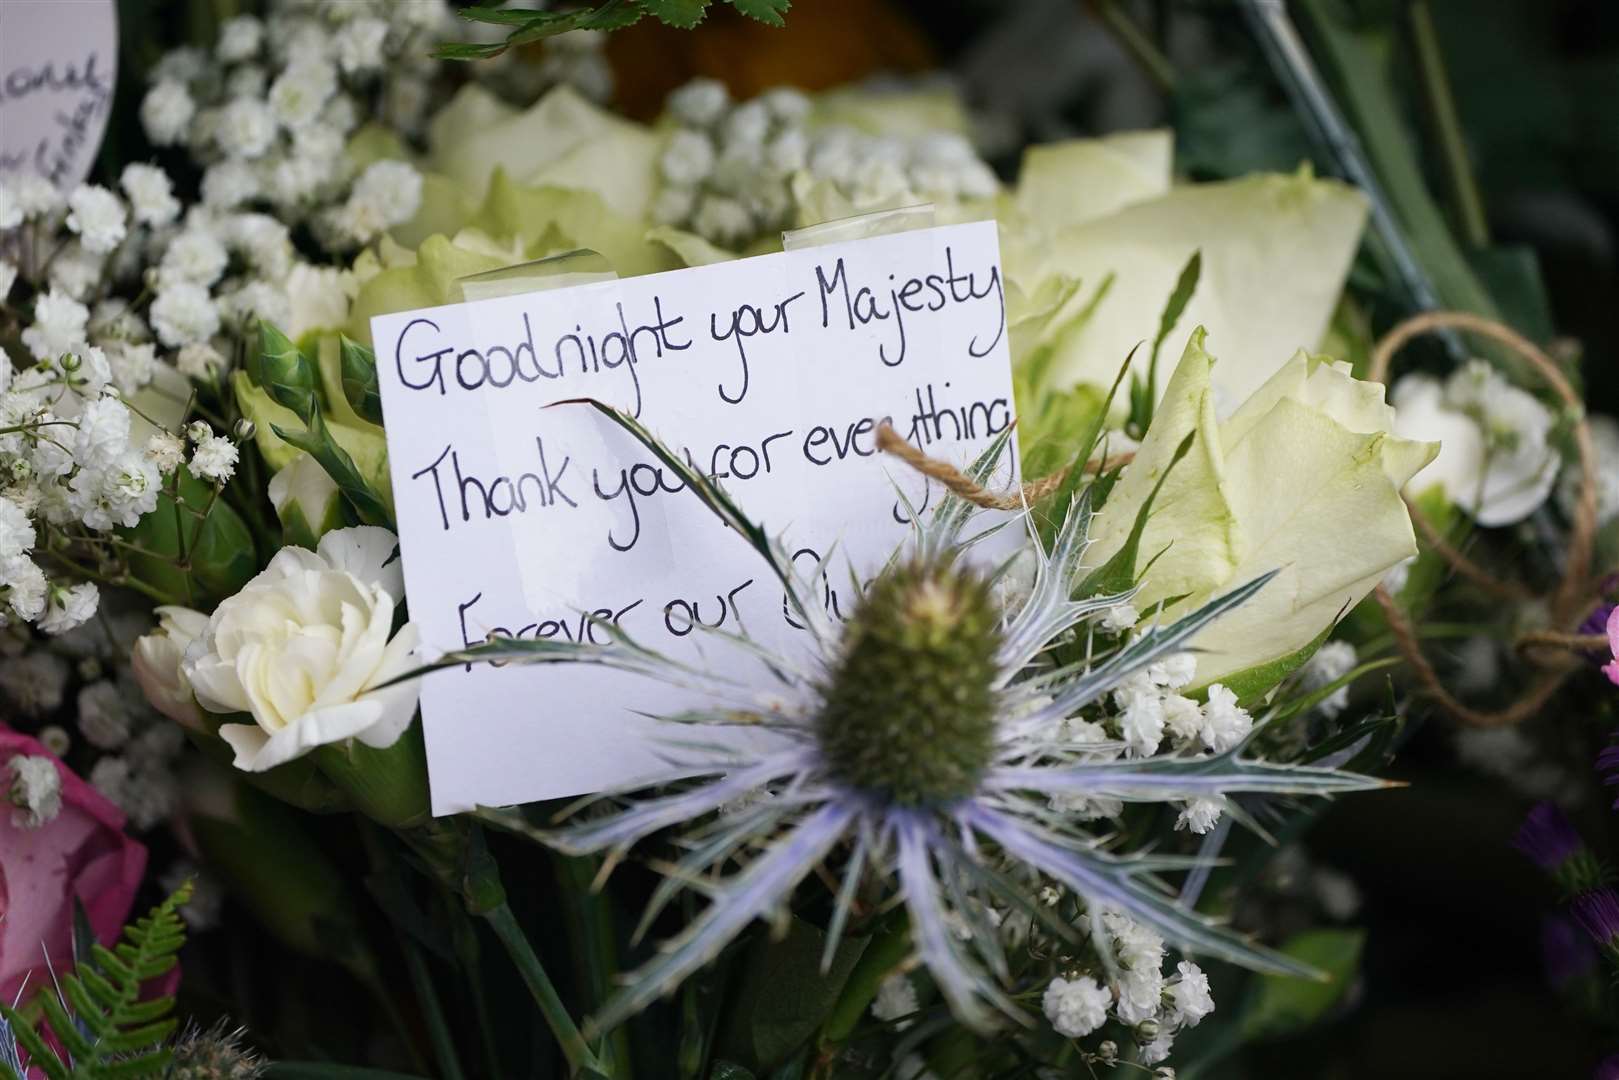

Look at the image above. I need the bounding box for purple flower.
[1573,889,1619,951]
[1580,603,1616,640]
[1599,744,1619,810]
[1514,802,1585,871]
[1596,1054,1619,1080]
[1543,915,1597,987]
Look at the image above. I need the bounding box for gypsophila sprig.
[419,403,1392,1035]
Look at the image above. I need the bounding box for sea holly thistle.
[419,403,1392,1034]
[0,885,192,1080]
[443,0,791,61]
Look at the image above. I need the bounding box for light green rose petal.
[1014,129,1172,232]
[1027,168,1369,407]
[1087,328,1238,609]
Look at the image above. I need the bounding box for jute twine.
[873,422,1131,510]
[1368,310,1605,727]
[877,309,1608,728]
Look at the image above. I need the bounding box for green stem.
[403,939,468,1080]
[1089,0,1175,94]
[1407,0,1489,248]
[481,901,608,1078]
[554,854,634,1080]
[819,911,911,1045]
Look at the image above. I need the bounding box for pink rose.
[1,725,147,1007]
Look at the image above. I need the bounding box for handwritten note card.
[0,1,118,189]
[371,221,1018,814]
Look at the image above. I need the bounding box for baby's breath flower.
[141,80,196,145]
[1043,975,1110,1038]
[6,753,62,828]
[147,431,186,472]
[120,164,180,227]
[871,973,919,1030]
[40,580,99,635]
[151,282,221,347]
[190,433,240,482]
[22,289,90,359]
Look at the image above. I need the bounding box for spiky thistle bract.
[426,403,1391,1034]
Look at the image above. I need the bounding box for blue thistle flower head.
[436,415,1392,1034]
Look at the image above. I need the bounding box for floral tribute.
[0,2,1612,1078]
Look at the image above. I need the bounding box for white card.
[370,221,1019,815]
[0,0,118,189]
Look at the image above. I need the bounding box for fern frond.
[0,884,191,1079]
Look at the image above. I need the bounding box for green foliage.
[1073,430,1195,599]
[713,917,868,1070]
[1237,929,1365,1041]
[255,325,393,530]
[122,466,259,607]
[0,885,192,1080]
[1129,250,1201,437]
[441,0,790,60]
[337,336,384,428]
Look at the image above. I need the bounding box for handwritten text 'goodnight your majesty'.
[387,245,1005,418]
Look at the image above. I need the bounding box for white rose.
[1087,330,1438,686]
[183,526,421,772]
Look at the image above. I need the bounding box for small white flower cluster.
[654,78,998,248]
[1041,909,1215,1067]
[1560,413,1619,527]
[0,326,246,633]
[1045,629,1252,835]
[139,0,438,252]
[870,972,919,1030]
[5,752,63,828]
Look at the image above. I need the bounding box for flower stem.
[553,853,634,1080]
[1088,0,1175,94]
[480,901,609,1078]
[1406,0,1489,249]
[402,938,467,1080]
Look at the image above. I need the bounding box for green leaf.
[456,6,564,25]
[1145,250,1201,419]
[338,335,384,426]
[1205,618,1336,705]
[432,40,509,61]
[1239,929,1365,1041]
[729,0,789,26]
[635,0,711,28]
[123,466,259,606]
[715,918,868,1070]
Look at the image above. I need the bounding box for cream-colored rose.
[131,604,210,731]
[183,526,421,772]
[1087,329,1439,687]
